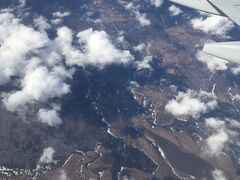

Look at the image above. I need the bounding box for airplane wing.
[168,0,222,15]
[207,0,240,26]
[203,41,240,64]
[169,0,240,64]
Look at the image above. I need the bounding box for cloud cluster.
[3,62,70,112]
[205,128,229,156]
[57,170,70,180]
[136,56,153,70]
[196,49,240,75]
[195,50,228,73]
[169,5,182,16]
[205,117,225,129]
[76,28,133,67]
[134,10,151,26]
[53,11,70,18]
[0,11,133,126]
[190,14,234,36]
[119,1,151,26]
[165,89,217,118]
[133,43,145,52]
[39,147,55,164]
[150,0,164,7]
[133,43,154,70]
[203,117,240,156]
[38,108,62,127]
[34,16,51,31]
[212,169,227,180]
[19,0,26,7]
[230,65,240,75]
[0,12,49,85]
[51,11,70,25]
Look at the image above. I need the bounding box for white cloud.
[137,56,152,70]
[134,11,151,26]
[119,1,151,26]
[205,117,225,129]
[196,50,228,73]
[19,0,26,7]
[57,26,73,43]
[34,16,51,31]
[51,18,62,25]
[38,108,62,127]
[3,66,70,111]
[58,170,70,180]
[204,117,240,156]
[76,28,133,67]
[53,11,70,18]
[231,65,240,75]
[228,119,240,128]
[0,13,48,85]
[0,12,133,120]
[190,14,234,36]
[212,169,227,180]
[233,94,240,100]
[204,118,228,155]
[196,49,240,75]
[39,147,55,163]
[205,129,229,156]
[133,43,145,52]
[165,89,217,118]
[169,5,182,16]
[150,0,164,7]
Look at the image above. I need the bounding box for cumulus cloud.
[165,89,217,118]
[58,26,73,42]
[133,43,145,52]
[38,108,62,127]
[122,175,135,180]
[134,11,151,26]
[76,28,133,67]
[227,119,240,128]
[51,11,70,26]
[203,117,240,156]
[137,56,152,70]
[212,169,227,180]
[34,16,51,31]
[205,118,225,129]
[39,147,55,163]
[58,170,70,180]
[196,49,240,75]
[3,66,70,111]
[150,0,164,7]
[190,14,234,36]
[53,11,70,18]
[51,18,62,25]
[196,50,228,73]
[0,11,133,121]
[0,12,48,85]
[230,65,240,75]
[119,1,151,26]
[19,0,26,7]
[169,5,182,16]
[205,129,229,156]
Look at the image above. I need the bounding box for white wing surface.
[169,0,240,64]
[169,0,222,15]
[203,41,240,64]
[207,0,240,26]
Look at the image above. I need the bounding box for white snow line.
[107,128,118,138]
[62,154,74,167]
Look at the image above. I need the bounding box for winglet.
[203,41,240,64]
